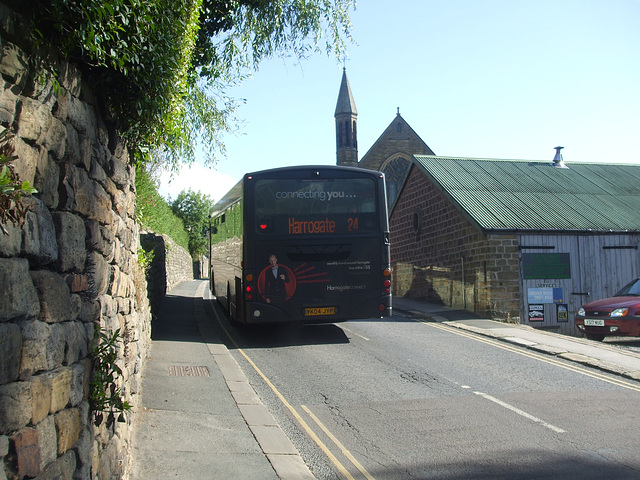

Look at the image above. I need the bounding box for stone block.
[31,270,72,323]
[48,367,72,414]
[52,211,86,272]
[35,450,76,480]
[0,78,17,125]
[88,251,111,298]
[43,116,67,161]
[78,298,100,324]
[21,196,58,265]
[0,42,28,86]
[29,374,52,424]
[63,321,88,366]
[18,319,49,378]
[0,381,31,434]
[73,428,93,480]
[0,434,8,456]
[0,323,21,385]
[10,427,41,478]
[62,164,112,224]
[0,258,40,322]
[35,415,56,469]
[46,323,66,369]
[67,95,95,137]
[0,219,22,257]
[54,408,81,455]
[33,151,60,209]
[17,96,50,143]
[69,362,86,407]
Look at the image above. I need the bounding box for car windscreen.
[615,278,640,296]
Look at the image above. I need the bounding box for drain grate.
[168,365,210,377]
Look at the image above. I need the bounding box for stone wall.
[0,5,151,479]
[140,233,193,313]
[390,165,520,321]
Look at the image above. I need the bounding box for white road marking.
[474,391,565,433]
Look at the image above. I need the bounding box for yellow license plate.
[304,307,336,316]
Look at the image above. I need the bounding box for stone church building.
[334,70,640,332]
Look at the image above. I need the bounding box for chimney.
[551,146,568,168]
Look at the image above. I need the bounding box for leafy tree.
[14,0,355,170]
[171,189,216,258]
[134,165,190,251]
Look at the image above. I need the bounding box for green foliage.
[171,189,216,258]
[211,199,243,245]
[17,1,354,169]
[136,246,155,272]
[134,164,190,251]
[0,129,37,233]
[89,328,132,428]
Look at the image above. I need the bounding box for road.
[206,302,640,480]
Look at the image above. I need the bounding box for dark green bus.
[209,165,392,324]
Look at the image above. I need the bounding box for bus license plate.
[584,318,605,327]
[304,307,336,316]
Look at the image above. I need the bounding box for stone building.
[334,71,640,332]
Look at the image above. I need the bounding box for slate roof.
[334,68,357,116]
[413,155,640,233]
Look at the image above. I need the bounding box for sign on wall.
[527,287,564,304]
[557,304,568,322]
[522,253,571,279]
[528,304,544,322]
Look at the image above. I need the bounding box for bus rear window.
[254,178,379,235]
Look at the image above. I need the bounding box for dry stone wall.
[1,5,151,479]
[140,233,193,313]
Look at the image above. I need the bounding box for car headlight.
[577,307,585,316]
[610,308,629,317]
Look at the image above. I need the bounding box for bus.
[209,165,392,324]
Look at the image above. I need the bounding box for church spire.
[334,68,358,167]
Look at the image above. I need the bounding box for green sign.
[522,253,571,280]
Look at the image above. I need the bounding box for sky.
[159,0,640,202]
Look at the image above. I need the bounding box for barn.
[389,151,640,335]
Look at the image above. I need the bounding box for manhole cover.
[168,365,210,377]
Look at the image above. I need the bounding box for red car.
[575,278,640,341]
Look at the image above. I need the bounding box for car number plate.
[584,318,605,327]
[304,306,336,316]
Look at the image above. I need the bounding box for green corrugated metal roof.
[413,156,640,233]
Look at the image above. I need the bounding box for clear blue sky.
[159,0,640,202]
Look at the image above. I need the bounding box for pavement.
[130,280,640,479]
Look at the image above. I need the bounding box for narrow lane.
[208,302,640,479]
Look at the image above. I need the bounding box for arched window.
[381,156,411,207]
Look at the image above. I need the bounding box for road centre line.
[210,306,363,480]
[419,320,640,393]
[473,391,565,433]
[341,325,371,341]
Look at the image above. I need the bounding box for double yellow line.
[211,306,375,480]
[422,320,640,393]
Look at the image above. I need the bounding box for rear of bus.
[239,166,392,324]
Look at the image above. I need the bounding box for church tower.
[334,68,358,167]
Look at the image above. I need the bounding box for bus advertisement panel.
[210,166,391,324]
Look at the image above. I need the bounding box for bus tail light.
[245,274,255,300]
[383,268,391,294]
[378,304,386,312]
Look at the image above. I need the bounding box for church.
[334,69,640,336]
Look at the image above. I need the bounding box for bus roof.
[209,165,385,219]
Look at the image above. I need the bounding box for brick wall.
[390,165,520,321]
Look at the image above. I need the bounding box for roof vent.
[551,146,568,168]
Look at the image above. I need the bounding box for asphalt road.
[207,302,640,480]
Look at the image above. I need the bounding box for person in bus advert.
[265,254,290,303]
